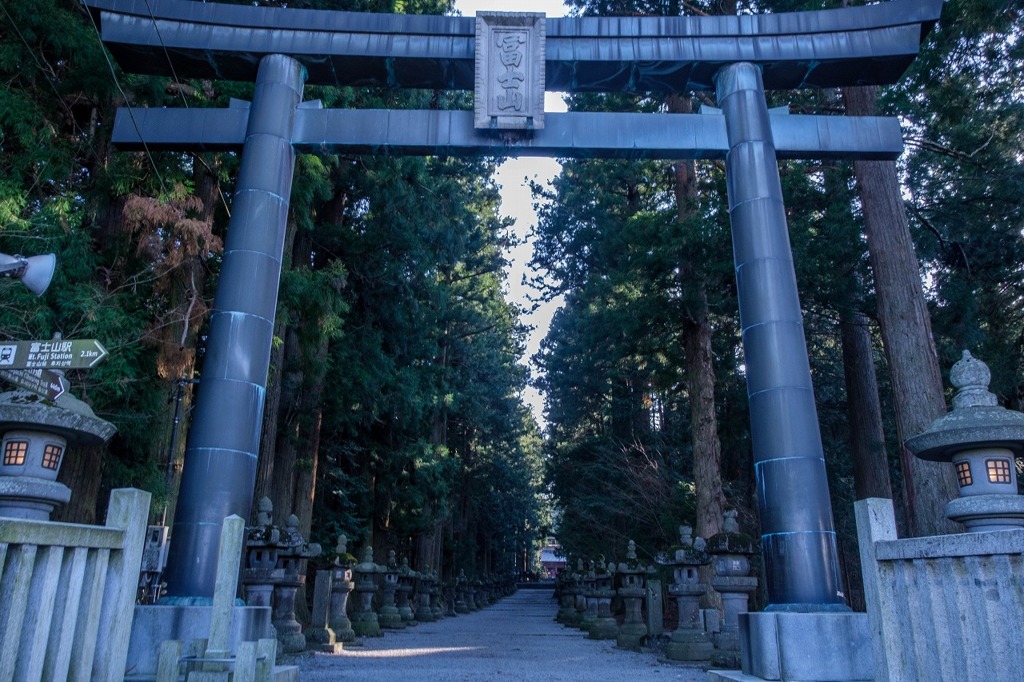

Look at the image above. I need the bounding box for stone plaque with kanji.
[475,12,545,131]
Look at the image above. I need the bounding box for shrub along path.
[295,588,708,681]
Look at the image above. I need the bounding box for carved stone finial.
[626,539,637,561]
[360,545,373,564]
[722,509,740,534]
[336,533,348,555]
[256,496,273,526]
[951,350,998,409]
[679,525,693,547]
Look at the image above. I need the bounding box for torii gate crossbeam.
[83,0,942,619]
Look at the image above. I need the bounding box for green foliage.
[894,0,1024,404]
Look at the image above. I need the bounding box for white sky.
[453,0,571,429]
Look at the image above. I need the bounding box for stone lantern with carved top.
[665,525,714,662]
[587,555,618,641]
[906,350,1024,532]
[708,511,758,667]
[351,545,383,637]
[0,390,115,520]
[328,533,357,643]
[616,540,656,650]
[378,550,404,629]
[395,556,418,626]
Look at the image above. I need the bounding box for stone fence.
[0,488,150,680]
[856,497,1024,682]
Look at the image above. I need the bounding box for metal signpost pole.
[715,62,845,610]
[162,54,306,600]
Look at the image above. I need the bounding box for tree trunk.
[682,305,726,539]
[839,310,893,501]
[842,85,958,537]
[669,92,726,613]
[292,351,325,537]
[668,92,726,541]
[269,323,304,523]
[160,155,219,526]
[54,443,105,524]
[253,216,299,521]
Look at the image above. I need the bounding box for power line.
[0,2,101,164]
[81,0,169,196]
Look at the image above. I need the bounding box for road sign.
[0,368,67,400]
[0,339,109,370]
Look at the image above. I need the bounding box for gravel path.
[294,588,710,681]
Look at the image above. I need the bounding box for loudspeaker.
[22,254,56,295]
[0,253,56,296]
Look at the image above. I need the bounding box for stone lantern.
[242,497,282,610]
[664,525,714,662]
[555,564,577,625]
[415,572,438,623]
[241,501,320,654]
[587,555,618,641]
[378,550,404,629]
[708,510,758,668]
[0,390,115,520]
[454,569,471,614]
[429,573,445,620]
[395,556,418,626]
[328,534,357,644]
[350,546,383,637]
[469,576,483,611]
[578,559,598,632]
[906,350,1024,532]
[572,559,588,626]
[273,514,321,653]
[616,540,655,650]
[443,576,458,617]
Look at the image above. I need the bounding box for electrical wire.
[82,1,169,196]
[0,2,102,166]
[139,0,234,217]
[143,0,189,109]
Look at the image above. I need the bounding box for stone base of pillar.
[330,618,356,643]
[588,616,618,640]
[125,604,282,678]
[304,626,341,653]
[664,628,714,662]
[713,626,740,652]
[720,611,872,681]
[275,625,307,654]
[711,645,743,670]
[615,622,647,650]
[378,605,404,629]
[351,613,382,638]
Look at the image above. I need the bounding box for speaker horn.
[0,252,56,296]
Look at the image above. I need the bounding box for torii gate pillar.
[162,54,306,599]
[716,63,845,610]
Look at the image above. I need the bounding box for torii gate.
[85,0,941,618]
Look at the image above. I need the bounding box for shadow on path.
[295,589,709,681]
